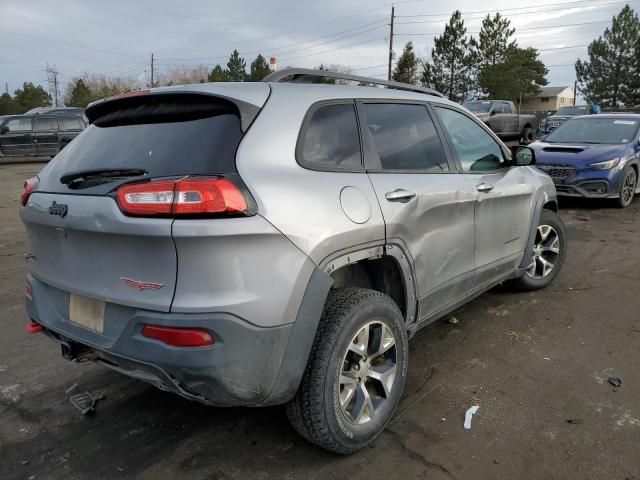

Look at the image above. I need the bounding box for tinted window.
[62,117,83,130]
[435,107,505,172]
[38,100,243,194]
[545,117,640,144]
[299,104,361,170]
[35,118,59,131]
[5,118,32,132]
[364,103,449,171]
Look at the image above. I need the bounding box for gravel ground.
[1,162,639,480]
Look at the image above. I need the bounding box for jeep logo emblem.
[48,201,68,218]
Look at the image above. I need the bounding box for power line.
[266,36,387,63]
[394,0,636,24]
[157,19,388,62]
[0,44,124,68]
[396,0,637,18]
[0,29,145,60]
[395,19,612,35]
[155,0,423,56]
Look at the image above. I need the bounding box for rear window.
[38,96,243,193]
[61,117,84,130]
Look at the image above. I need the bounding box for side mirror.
[0,126,8,135]
[511,146,536,166]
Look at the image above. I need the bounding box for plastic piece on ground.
[464,405,480,430]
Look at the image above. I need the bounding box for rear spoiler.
[86,90,262,132]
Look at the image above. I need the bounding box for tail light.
[142,325,214,347]
[116,177,249,217]
[22,177,39,206]
[27,320,43,334]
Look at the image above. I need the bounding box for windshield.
[555,106,589,116]
[545,117,640,144]
[463,101,492,113]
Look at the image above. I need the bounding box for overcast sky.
[0,0,632,96]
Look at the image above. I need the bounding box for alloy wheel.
[338,321,397,425]
[526,224,561,279]
[621,169,637,206]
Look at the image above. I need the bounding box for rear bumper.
[26,269,332,407]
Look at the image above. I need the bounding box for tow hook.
[60,340,94,362]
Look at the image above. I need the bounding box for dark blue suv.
[531,114,640,207]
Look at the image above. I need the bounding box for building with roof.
[519,86,575,112]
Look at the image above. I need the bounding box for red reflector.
[22,177,38,206]
[26,282,33,300]
[175,178,247,214]
[116,178,248,216]
[27,320,43,334]
[141,325,214,347]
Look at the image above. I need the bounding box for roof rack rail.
[262,68,445,98]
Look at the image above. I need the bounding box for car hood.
[530,141,628,167]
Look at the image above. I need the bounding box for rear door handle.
[385,189,416,203]
[476,183,494,193]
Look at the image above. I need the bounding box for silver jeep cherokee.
[20,69,566,454]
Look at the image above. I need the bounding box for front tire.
[286,288,408,454]
[510,209,566,291]
[617,165,637,208]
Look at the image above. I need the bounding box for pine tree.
[226,50,247,82]
[67,79,95,107]
[208,64,228,82]
[13,82,51,113]
[0,92,17,115]
[422,11,473,101]
[248,54,271,82]
[474,13,516,67]
[393,42,419,84]
[479,46,548,99]
[575,5,640,107]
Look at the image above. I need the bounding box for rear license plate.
[69,294,105,333]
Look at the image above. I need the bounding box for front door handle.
[476,183,494,193]
[385,189,416,203]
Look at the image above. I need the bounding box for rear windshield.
[545,117,640,144]
[463,101,492,113]
[555,106,589,116]
[37,97,243,194]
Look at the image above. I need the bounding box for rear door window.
[364,103,449,172]
[35,117,59,131]
[298,103,362,171]
[37,96,245,194]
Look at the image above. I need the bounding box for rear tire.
[617,165,637,208]
[286,288,408,454]
[520,127,534,144]
[510,209,566,291]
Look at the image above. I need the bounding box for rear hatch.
[21,88,268,313]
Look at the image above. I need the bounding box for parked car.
[20,69,566,454]
[463,100,537,142]
[539,105,596,135]
[532,114,640,207]
[0,113,86,158]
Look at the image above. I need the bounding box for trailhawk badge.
[120,277,165,291]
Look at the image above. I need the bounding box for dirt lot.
[1,162,639,480]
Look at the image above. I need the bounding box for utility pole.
[387,6,395,81]
[45,64,61,106]
[573,79,577,106]
[150,53,154,88]
[4,82,8,95]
